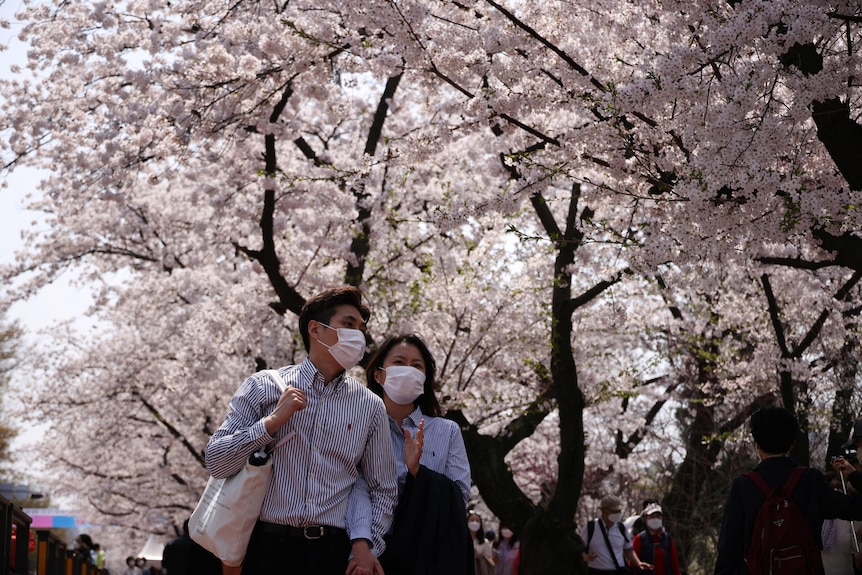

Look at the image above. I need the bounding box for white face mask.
[317,322,366,370]
[608,512,623,523]
[468,521,481,532]
[382,365,426,404]
[646,518,662,530]
[501,528,513,539]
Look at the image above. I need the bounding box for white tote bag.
[190,370,293,567]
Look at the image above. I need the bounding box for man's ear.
[308,320,322,341]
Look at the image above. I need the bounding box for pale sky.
[1,0,93,333]
[1,0,93,474]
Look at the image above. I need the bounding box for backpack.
[744,466,824,575]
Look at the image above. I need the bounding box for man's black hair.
[750,406,799,454]
[297,286,370,351]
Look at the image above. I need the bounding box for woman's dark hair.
[365,333,442,417]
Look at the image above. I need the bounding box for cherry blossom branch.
[131,390,206,469]
[346,72,404,286]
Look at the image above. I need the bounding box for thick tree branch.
[761,273,790,356]
[565,269,631,317]
[346,73,403,286]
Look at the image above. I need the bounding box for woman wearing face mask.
[493,524,519,575]
[468,512,495,575]
[631,504,681,575]
[346,333,473,575]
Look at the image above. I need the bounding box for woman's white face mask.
[382,365,426,404]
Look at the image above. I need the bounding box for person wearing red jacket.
[631,504,681,575]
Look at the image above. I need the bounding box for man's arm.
[204,373,277,478]
[345,476,383,575]
[359,400,398,557]
[443,421,472,505]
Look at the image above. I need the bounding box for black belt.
[257,521,347,540]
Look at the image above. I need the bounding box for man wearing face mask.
[582,495,652,575]
[631,504,681,575]
[205,286,398,575]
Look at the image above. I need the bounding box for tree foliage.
[0,319,22,474]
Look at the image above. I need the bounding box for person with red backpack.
[714,407,862,575]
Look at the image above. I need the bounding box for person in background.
[136,557,150,575]
[122,556,141,575]
[348,333,473,575]
[833,419,862,493]
[582,495,652,575]
[469,512,495,575]
[205,287,398,575]
[821,471,862,575]
[714,407,862,575]
[73,534,95,565]
[624,498,660,539]
[163,520,193,575]
[631,503,681,575]
[93,543,106,568]
[493,523,520,575]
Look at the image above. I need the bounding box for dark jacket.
[382,465,474,575]
[714,455,862,575]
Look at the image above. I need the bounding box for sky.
[1,0,92,332]
[1,0,96,483]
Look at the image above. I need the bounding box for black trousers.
[241,522,351,575]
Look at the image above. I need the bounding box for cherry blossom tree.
[3,0,862,571]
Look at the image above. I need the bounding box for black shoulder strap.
[618,522,628,541]
[587,519,595,546]
[598,520,623,570]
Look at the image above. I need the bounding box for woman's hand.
[346,540,383,575]
[404,419,425,476]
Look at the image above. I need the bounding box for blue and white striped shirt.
[347,406,471,545]
[205,359,398,549]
